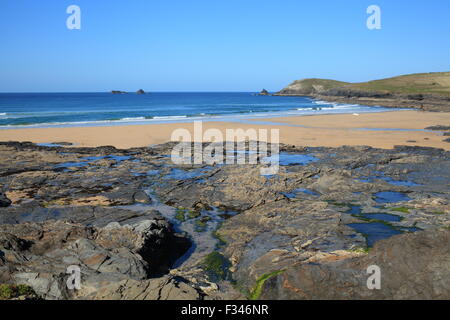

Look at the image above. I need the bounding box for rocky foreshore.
[275,89,450,112]
[314,92,449,112]
[0,141,449,300]
[309,92,448,112]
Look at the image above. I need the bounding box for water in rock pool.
[374,191,411,204]
[357,175,421,187]
[263,152,318,166]
[121,192,237,269]
[347,222,403,247]
[344,204,418,247]
[54,155,132,171]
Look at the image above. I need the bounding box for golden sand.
[0,110,449,150]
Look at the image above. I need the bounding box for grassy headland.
[275,72,450,111]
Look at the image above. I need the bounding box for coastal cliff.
[275,72,450,112]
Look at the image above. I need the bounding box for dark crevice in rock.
[0,192,12,207]
[138,226,192,278]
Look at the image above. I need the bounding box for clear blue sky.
[1,0,449,92]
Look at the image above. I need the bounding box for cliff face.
[275,72,450,112]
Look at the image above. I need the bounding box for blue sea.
[0,92,391,128]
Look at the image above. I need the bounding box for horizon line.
[0,90,273,94]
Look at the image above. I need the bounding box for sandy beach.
[0,110,449,150]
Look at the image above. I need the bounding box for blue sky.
[1,0,449,92]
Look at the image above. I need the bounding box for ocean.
[0,92,391,128]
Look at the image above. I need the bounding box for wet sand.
[0,110,449,150]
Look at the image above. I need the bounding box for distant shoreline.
[274,93,450,113]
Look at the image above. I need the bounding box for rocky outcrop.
[259,229,450,300]
[219,199,366,292]
[424,126,450,143]
[258,89,270,96]
[0,141,449,300]
[84,276,201,300]
[0,191,11,207]
[313,92,450,112]
[112,90,146,95]
[0,207,193,300]
[425,125,450,131]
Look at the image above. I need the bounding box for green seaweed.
[326,200,352,208]
[194,218,209,232]
[390,207,410,213]
[187,210,201,219]
[349,247,371,254]
[174,209,186,222]
[212,228,227,249]
[0,284,37,300]
[351,213,404,225]
[248,270,285,300]
[202,252,232,282]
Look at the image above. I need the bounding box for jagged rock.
[309,173,355,193]
[0,206,149,226]
[219,199,365,291]
[0,207,192,300]
[133,190,152,204]
[136,89,145,95]
[259,229,450,300]
[0,192,11,207]
[425,125,450,131]
[13,272,70,300]
[51,142,73,146]
[258,89,269,96]
[1,141,450,300]
[82,276,202,300]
